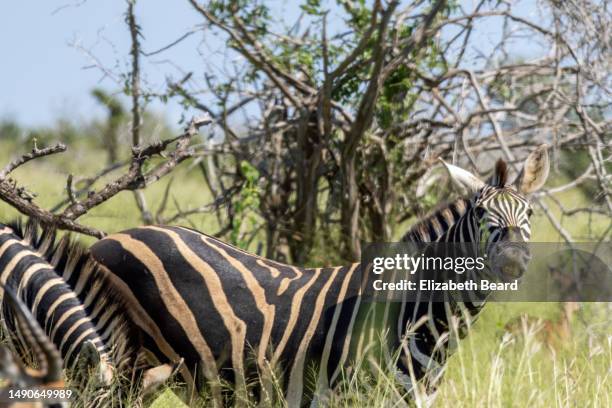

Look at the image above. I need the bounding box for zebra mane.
[4,218,136,370]
[5,219,57,259]
[403,159,512,243]
[6,219,91,282]
[402,198,470,242]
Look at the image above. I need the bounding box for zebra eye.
[526,208,533,218]
[475,207,486,218]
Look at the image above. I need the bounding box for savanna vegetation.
[0,0,610,406]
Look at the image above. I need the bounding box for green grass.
[0,139,610,407]
[436,302,611,407]
[149,389,190,408]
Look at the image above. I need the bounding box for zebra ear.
[513,144,550,194]
[440,160,486,195]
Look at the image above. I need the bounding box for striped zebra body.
[0,285,66,408]
[89,219,482,404]
[84,197,507,403]
[86,147,549,405]
[0,221,135,384]
[89,226,364,402]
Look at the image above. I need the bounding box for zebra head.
[443,145,550,280]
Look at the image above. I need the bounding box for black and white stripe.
[0,220,135,384]
[393,161,535,391]
[0,284,64,389]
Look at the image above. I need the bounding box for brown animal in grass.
[504,302,580,354]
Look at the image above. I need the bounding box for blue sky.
[1,1,207,127]
[1,1,539,129]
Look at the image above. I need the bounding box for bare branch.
[61,116,210,221]
[126,0,142,147]
[0,143,67,181]
[0,117,210,238]
[66,174,79,206]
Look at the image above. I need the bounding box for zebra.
[0,220,188,399]
[0,285,66,394]
[82,146,549,406]
[0,220,135,388]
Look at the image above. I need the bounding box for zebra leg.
[309,387,333,408]
[0,346,24,385]
[73,340,114,386]
[141,358,184,396]
[310,364,334,408]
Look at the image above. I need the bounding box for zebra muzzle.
[490,243,530,281]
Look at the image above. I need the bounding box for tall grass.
[434,302,611,408]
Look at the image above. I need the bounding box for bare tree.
[159,0,610,262]
[91,88,126,164]
[0,0,609,264]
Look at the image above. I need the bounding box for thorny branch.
[125,0,155,224]
[0,117,211,238]
[0,143,67,181]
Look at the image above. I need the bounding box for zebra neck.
[402,198,471,243]
[387,198,491,387]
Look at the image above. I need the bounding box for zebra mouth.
[490,243,530,281]
[500,263,524,280]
